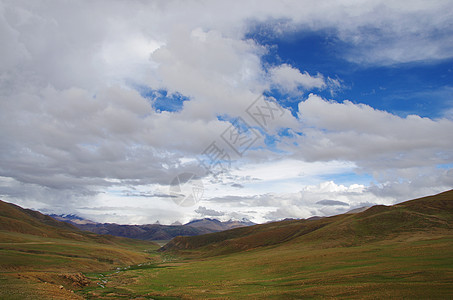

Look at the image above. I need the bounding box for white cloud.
[233,159,354,183]
[0,0,452,223]
[269,64,325,93]
[295,94,453,170]
[203,180,394,223]
[195,206,225,217]
[150,27,267,121]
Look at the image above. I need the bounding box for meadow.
[0,230,160,299]
[76,231,453,299]
[1,191,452,299]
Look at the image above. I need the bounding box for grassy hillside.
[89,233,453,299]
[0,200,79,237]
[0,199,160,299]
[161,190,453,257]
[1,191,452,299]
[75,190,453,299]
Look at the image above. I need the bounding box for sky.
[1,0,453,225]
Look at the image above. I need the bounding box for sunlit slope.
[84,190,453,299]
[0,200,78,237]
[0,199,160,299]
[162,190,453,257]
[125,234,453,299]
[0,199,159,272]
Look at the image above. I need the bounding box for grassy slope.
[106,235,452,299]
[80,190,453,299]
[161,190,453,257]
[1,191,452,299]
[0,200,160,299]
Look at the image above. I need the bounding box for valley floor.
[1,191,453,299]
[41,232,453,299]
[0,231,160,299]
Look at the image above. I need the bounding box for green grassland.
[1,190,452,299]
[74,190,453,299]
[0,199,160,299]
[0,231,160,299]
[81,233,453,299]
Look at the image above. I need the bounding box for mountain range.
[1,190,452,298]
[49,214,255,241]
[0,198,159,299]
[161,189,453,256]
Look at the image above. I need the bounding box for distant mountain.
[0,199,158,298]
[50,216,255,241]
[0,200,79,238]
[0,199,157,247]
[49,213,97,225]
[73,222,214,240]
[185,218,255,231]
[160,190,453,257]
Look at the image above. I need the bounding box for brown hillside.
[0,199,158,246]
[161,190,453,257]
[0,200,78,237]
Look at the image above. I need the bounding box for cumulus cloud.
[0,0,452,223]
[288,94,453,200]
[203,180,392,222]
[316,200,349,206]
[269,64,325,93]
[295,94,453,169]
[231,183,244,188]
[151,27,267,121]
[195,206,225,217]
[0,86,206,186]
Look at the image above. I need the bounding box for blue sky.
[1,0,453,224]
[254,29,453,119]
[139,30,453,120]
